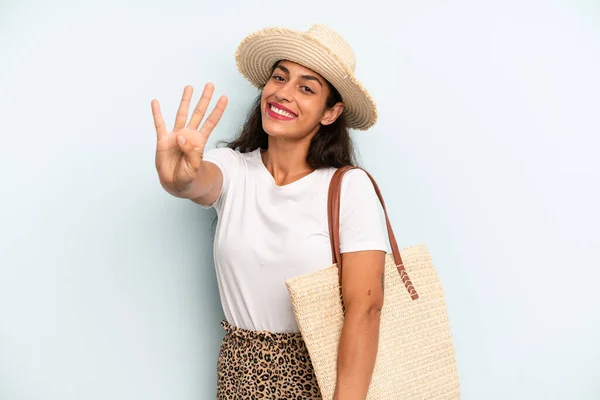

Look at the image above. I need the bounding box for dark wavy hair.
[220,62,357,168]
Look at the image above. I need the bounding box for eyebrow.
[274,64,323,87]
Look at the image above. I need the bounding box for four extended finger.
[188,83,215,130]
[173,85,193,131]
[199,95,229,138]
[151,99,168,141]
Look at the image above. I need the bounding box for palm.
[155,127,204,188]
[152,84,228,191]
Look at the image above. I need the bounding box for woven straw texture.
[286,245,460,399]
[235,24,378,130]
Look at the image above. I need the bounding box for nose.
[275,81,294,103]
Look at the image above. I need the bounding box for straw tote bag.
[285,166,460,400]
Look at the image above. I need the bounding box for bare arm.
[333,250,385,400]
[158,159,223,204]
[188,161,223,206]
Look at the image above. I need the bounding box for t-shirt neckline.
[253,148,320,191]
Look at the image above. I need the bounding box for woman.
[151,24,388,399]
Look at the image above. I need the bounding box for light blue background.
[1,0,599,399]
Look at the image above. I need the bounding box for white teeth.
[270,105,295,118]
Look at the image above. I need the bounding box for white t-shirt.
[202,147,389,333]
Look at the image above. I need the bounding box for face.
[260,60,344,141]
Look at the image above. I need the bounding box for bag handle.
[327,166,419,301]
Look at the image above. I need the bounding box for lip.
[268,102,298,117]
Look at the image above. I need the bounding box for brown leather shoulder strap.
[327,167,419,300]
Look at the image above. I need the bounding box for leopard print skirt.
[216,320,322,399]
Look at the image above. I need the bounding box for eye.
[301,86,315,94]
[271,74,285,82]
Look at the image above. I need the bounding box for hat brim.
[235,27,377,131]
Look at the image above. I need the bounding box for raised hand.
[152,84,228,194]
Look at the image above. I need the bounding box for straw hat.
[235,24,378,131]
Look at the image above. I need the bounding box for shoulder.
[203,146,250,160]
[320,167,371,183]
[340,168,375,194]
[337,168,389,253]
[203,147,261,168]
[202,146,235,162]
[318,167,376,198]
[337,168,381,210]
[341,168,371,183]
[338,168,382,216]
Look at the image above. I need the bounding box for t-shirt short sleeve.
[339,169,390,254]
[200,147,239,211]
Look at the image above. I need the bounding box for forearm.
[161,179,201,199]
[334,307,381,400]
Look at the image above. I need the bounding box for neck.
[262,135,316,186]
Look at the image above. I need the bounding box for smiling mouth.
[268,103,297,119]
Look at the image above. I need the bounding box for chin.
[262,116,297,138]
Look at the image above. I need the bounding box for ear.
[321,102,345,126]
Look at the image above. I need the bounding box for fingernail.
[177,136,186,145]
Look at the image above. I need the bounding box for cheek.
[262,81,277,99]
[260,91,267,108]
[260,84,279,112]
[298,99,326,124]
